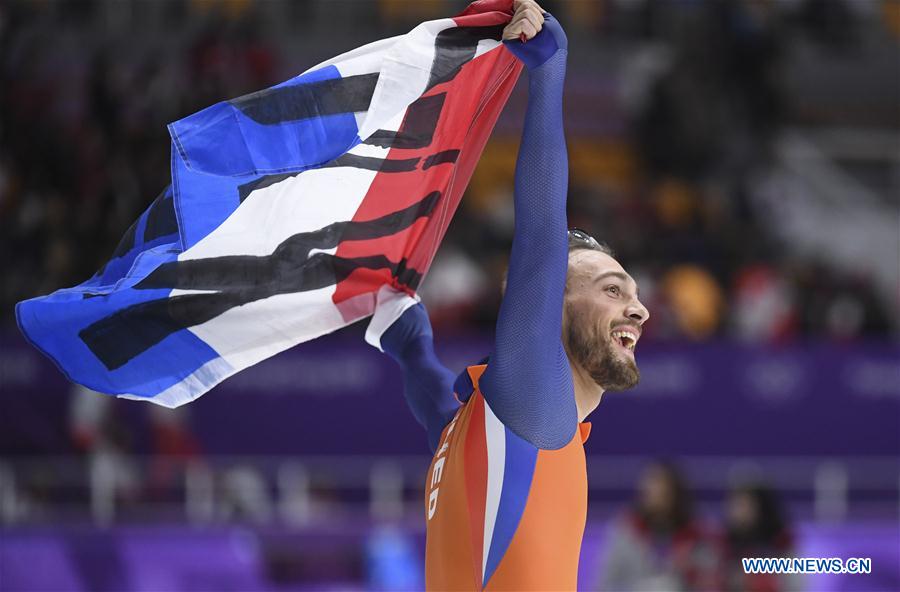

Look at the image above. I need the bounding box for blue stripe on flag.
[169,65,365,250]
[169,65,363,177]
[16,247,223,398]
[17,65,370,399]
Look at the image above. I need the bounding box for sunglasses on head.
[567,228,602,249]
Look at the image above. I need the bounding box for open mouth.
[611,328,639,352]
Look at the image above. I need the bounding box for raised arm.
[479,8,577,449]
[366,287,458,452]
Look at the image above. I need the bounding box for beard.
[565,311,640,391]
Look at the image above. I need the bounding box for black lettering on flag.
[237,173,294,203]
[237,154,422,203]
[423,149,460,169]
[237,23,503,202]
[80,192,440,370]
[232,73,379,125]
[427,25,505,90]
[80,23,511,369]
[322,154,420,173]
[364,93,447,149]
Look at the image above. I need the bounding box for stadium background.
[1,0,898,590]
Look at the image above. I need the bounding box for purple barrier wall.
[1,522,897,591]
[1,330,898,457]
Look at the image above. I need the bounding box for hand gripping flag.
[16,0,522,408]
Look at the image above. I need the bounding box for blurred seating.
[1,0,896,341]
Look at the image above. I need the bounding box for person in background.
[599,460,719,591]
[722,482,800,592]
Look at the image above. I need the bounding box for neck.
[570,358,604,422]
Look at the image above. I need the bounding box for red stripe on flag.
[454,0,514,22]
[332,44,521,317]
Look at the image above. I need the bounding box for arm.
[367,288,458,452]
[478,9,577,449]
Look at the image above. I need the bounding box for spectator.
[598,460,719,591]
[722,482,800,592]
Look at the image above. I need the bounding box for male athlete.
[365,1,649,589]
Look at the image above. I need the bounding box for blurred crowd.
[2,0,897,342]
[597,461,800,592]
[2,4,896,591]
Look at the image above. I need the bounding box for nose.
[626,298,650,325]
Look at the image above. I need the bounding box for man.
[365,1,649,589]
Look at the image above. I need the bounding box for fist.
[502,0,545,42]
[503,9,566,71]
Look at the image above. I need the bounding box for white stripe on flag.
[357,18,456,141]
[118,356,234,408]
[189,286,356,367]
[172,12,501,379]
[482,398,505,582]
[475,38,502,60]
[305,35,402,77]
[178,162,383,260]
[178,109,405,369]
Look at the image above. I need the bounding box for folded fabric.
[16,0,522,407]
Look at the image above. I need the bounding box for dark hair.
[500,229,614,296]
[728,482,789,547]
[567,228,614,257]
[636,460,694,533]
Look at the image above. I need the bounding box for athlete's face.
[563,250,649,391]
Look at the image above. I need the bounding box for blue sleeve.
[381,303,459,452]
[479,16,578,450]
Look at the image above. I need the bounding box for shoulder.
[457,359,578,449]
[452,358,489,404]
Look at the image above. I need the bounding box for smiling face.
[563,249,649,391]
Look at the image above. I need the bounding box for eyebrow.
[593,271,640,296]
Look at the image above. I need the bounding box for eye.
[605,285,621,297]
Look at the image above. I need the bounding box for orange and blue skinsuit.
[376,14,583,591]
[423,364,591,590]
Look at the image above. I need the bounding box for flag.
[16,0,522,408]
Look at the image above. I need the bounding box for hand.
[502,4,566,71]
[502,0,545,42]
